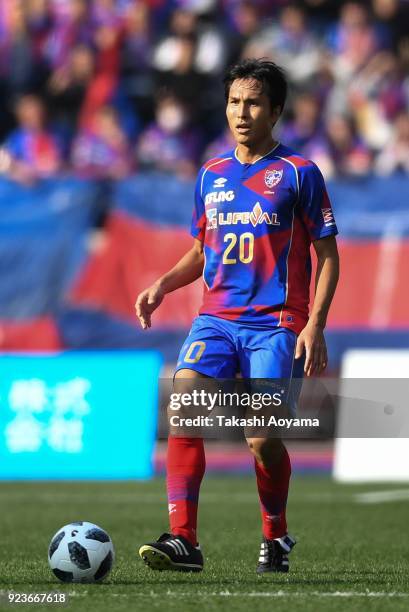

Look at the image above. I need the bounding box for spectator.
[153,9,198,73]
[153,30,216,131]
[91,0,121,27]
[0,0,49,99]
[154,10,229,136]
[2,94,62,183]
[371,0,409,52]
[25,0,52,60]
[136,92,201,179]
[47,44,96,151]
[78,20,140,142]
[153,7,227,77]
[323,114,372,178]
[202,126,235,161]
[222,0,282,23]
[44,0,93,71]
[120,1,154,122]
[302,0,340,27]
[0,0,407,179]
[347,51,407,150]
[375,112,409,176]
[153,28,207,110]
[327,3,382,81]
[278,91,326,159]
[71,104,133,179]
[244,4,322,86]
[226,1,264,65]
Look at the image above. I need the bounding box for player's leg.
[247,436,295,572]
[247,437,290,540]
[139,368,206,572]
[139,315,237,572]
[166,368,207,549]
[167,316,237,552]
[239,327,303,572]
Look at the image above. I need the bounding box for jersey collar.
[233,141,281,165]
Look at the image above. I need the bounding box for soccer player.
[135,59,339,573]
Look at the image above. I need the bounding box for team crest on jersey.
[265,169,283,189]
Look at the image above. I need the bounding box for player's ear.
[270,106,281,127]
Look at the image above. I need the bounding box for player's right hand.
[135,283,165,329]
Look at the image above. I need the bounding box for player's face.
[226,79,280,148]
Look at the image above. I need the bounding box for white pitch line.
[214,591,409,598]
[3,489,409,505]
[0,491,350,504]
[355,489,409,504]
[65,590,409,599]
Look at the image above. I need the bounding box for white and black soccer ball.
[48,522,115,583]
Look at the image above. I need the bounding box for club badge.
[265,169,283,189]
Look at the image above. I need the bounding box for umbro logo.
[213,177,227,188]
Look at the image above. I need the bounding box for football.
[48,521,115,583]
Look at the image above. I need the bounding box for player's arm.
[295,235,339,376]
[135,238,204,329]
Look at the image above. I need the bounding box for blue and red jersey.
[191,143,338,335]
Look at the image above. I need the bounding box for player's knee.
[246,438,284,467]
[174,368,205,379]
[173,368,209,398]
[169,369,210,424]
[175,368,207,378]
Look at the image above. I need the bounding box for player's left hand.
[295,322,328,377]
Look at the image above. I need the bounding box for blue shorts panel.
[176,315,304,379]
[176,315,238,378]
[175,315,305,415]
[236,325,300,379]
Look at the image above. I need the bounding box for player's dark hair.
[223,58,288,114]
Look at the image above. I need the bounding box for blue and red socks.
[166,436,290,544]
[254,445,291,540]
[166,437,205,546]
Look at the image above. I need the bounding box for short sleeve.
[298,162,338,241]
[190,166,206,241]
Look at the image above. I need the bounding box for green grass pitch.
[1,476,408,611]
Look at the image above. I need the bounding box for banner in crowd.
[0,173,408,361]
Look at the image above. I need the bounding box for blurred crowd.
[0,0,408,184]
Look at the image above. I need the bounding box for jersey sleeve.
[190,166,206,241]
[298,161,338,241]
